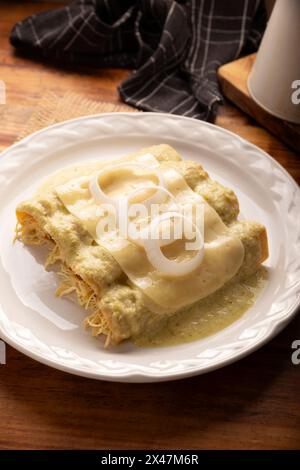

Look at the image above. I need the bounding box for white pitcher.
[248,0,300,124]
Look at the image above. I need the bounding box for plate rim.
[0,111,299,193]
[0,111,299,383]
[0,312,297,383]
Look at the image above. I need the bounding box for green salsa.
[134,267,268,348]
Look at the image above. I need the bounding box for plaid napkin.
[10,0,266,121]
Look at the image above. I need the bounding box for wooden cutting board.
[218,54,300,152]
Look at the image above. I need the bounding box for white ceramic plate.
[0,113,299,382]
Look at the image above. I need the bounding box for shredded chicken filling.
[15,218,112,345]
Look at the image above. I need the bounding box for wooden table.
[0,2,299,450]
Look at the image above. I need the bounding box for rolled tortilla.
[88,220,268,343]
[16,145,240,293]
[16,144,264,345]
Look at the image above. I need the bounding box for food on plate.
[15,144,268,346]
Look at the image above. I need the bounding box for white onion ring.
[89,162,164,207]
[125,186,181,247]
[143,212,204,277]
[128,184,177,209]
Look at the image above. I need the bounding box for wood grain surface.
[0,1,299,450]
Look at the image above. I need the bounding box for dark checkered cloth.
[10,0,266,121]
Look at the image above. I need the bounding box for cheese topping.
[55,154,245,312]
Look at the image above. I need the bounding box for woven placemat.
[18,91,137,141]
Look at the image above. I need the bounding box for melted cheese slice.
[37,152,158,193]
[55,155,244,312]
